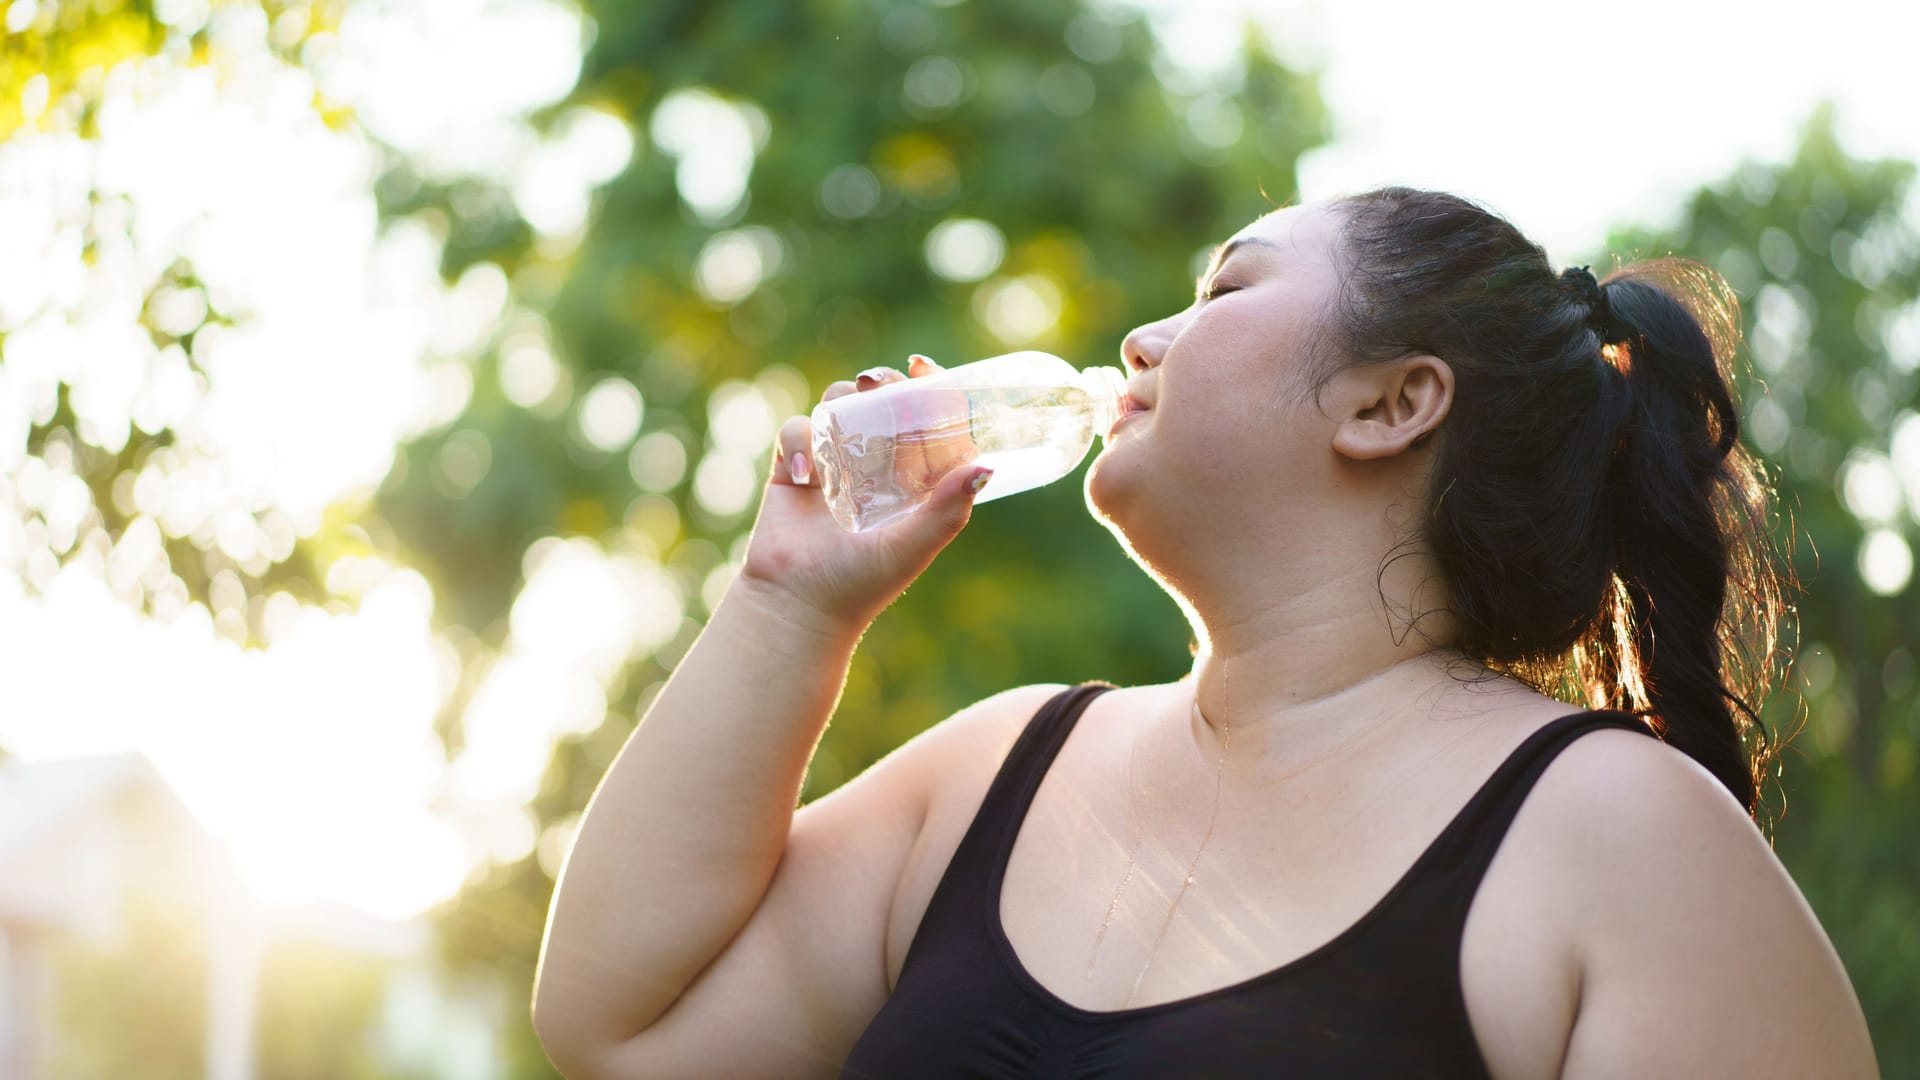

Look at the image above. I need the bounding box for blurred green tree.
[1,0,361,625]
[1604,104,1919,1072]
[251,938,409,1080]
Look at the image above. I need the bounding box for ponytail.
[1585,261,1789,815]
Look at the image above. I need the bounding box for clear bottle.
[809,351,1133,533]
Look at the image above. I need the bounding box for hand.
[736,355,992,633]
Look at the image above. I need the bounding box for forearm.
[532,576,863,1053]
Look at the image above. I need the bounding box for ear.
[1329,354,1453,462]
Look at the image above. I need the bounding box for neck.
[1174,557,1476,774]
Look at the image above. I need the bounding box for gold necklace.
[1084,657,1231,1008]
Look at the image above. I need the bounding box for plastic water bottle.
[809,350,1134,533]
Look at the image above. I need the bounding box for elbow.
[533,995,658,1080]
[532,995,611,1080]
[531,1013,585,1080]
[531,951,599,1074]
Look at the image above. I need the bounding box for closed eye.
[1198,281,1240,302]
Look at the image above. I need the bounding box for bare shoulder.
[903,676,1154,856]
[1520,724,1881,1078]
[913,681,1096,828]
[1523,721,1763,889]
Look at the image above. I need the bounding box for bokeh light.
[1840,449,1903,525]
[1892,411,1920,522]
[974,274,1064,346]
[499,323,566,411]
[629,431,690,493]
[706,379,779,456]
[901,55,972,118]
[692,452,759,519]
[651,87,767,222]
[925,217,1007,283]
[576,376,645,453]
[1859,529,1914,596]
[820,163,884,220]
[695,227,784,305]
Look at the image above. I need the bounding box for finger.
[772,415,815,485]
[889,460,989,549]
[854,365,907,392]
[821,379,859,403]
[908,354,943,376]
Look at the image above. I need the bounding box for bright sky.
[2,0,1914,924]
[1141,0,1920,259]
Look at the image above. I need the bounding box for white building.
[0,751,498,1079]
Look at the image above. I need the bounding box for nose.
[1120,314,1179,372]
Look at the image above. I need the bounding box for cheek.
[1180,319,1321,434]
[1178,380,1325,492]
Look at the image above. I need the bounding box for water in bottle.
[809,351,1133,533]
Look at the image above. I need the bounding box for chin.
[1083,446,1134,527]
[1085,448,1220,587]
[1084,452,1159,561]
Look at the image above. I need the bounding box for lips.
[1109,400,1150,438]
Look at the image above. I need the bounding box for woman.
[531,189,1880,1078]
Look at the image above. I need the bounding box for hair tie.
[1561,265,1612,341]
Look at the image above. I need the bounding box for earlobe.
[1330,355,1452,462]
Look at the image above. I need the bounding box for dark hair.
[1318,186,1795,820]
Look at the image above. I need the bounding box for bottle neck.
[1079,365,1130,434]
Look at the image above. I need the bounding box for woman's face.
[1086,201,1352,546]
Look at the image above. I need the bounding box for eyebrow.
[1194,235,1278,295]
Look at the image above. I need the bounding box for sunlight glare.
[0,564,462,920]
[0,0,599,923]
[449,539,685,815]
[328,0,584,179]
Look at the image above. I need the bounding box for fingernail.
[966,467,993,494]
[857,366,890,384]
[790,452,810,484]
[909,354,933,368]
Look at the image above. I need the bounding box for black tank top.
[841,681,1654,1078]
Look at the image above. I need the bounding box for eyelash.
[1199,281,1238,302]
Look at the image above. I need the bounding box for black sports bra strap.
[982,682,1116,841]
[890,681,1117,978]
[1404,710,1655,927]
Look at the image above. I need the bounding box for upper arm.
[1553,732,1880,1079]
[586,682,1068,1080]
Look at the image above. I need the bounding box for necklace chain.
[1084,657,1231,1008]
